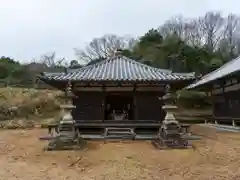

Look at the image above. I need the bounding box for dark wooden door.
[135,92,164,121]
[72,92,104,121]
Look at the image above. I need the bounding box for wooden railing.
[205,116,240,127]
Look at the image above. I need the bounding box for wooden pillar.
[214,83,220,123]
[133,85,137,120]
[159,91,164,123]
[222,82,227,118]
[102,86,106,122]
[209,90,215,118]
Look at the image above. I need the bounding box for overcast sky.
[0,0,239,63]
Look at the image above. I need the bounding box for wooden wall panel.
[135,92,165,121]
[212,89,240,118]
[72,92,104,121]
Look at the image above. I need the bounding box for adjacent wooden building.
[186,56,240,124]
[39,55,195,135]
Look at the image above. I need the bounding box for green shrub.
[176,90,211,108]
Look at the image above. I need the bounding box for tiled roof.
[40,56,195,82]
[186,56,240,89]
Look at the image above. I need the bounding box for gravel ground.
[0,126,239,180]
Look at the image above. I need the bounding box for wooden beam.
[102,86,106,122]
[136,86,165,91]
[73,87,103,91]
[105,87,133,92]
[73,86,165,92]
[224,83,240,92]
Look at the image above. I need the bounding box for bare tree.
[198,12,225,51]
[234,38,240,56]
[38,52,66,67]
[159,15,186,38]
[184,19,203,46]
[221,14,240,58]
[74,34,136,63]
[158,15,203,46]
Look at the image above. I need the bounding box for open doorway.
[104,93,134,120]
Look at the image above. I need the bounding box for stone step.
[107,131,134,135]
[104,127,135,140]
[105,134,135,138]
[104,135,135,140]
[106,127,133,130]
[106,128,133,132]
[105,128,134,133]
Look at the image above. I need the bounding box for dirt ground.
[0,126,240,180]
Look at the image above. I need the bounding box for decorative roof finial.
[64,67,68,74]
[114,49,123,56]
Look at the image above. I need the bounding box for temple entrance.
[104,93,134,120]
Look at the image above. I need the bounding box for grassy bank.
[0,88,62,127]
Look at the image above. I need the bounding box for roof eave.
[38,76,195,86]
[185,70,240,91]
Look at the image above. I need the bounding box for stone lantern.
[160,84,179,123]
[59,81,76,128]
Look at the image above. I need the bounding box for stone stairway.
[104,127,136,140]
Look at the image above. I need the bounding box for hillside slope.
[0,88,62,123]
